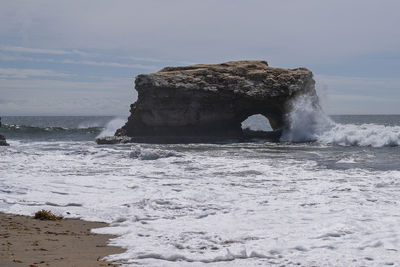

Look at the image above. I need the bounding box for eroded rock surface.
[100,60,316,143]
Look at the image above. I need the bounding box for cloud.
[316,75,400,94]
[0,51,159,70]
[0,77,135,92]
[1,1,400,114]
[331,94,400,103]
[0,45,70,55]
[0,46,189,70]
[0,94,132,116]
[0,45,184,66]
[60,59,157,70]
[0,68,73,79]
[315,75,400,114]
[2,0,399,64]
[0,53,40,62]
[317,75,400,85]
[127,56,193,65]
[0,77,136,115]
[0,45,102,59]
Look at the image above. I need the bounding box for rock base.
[96,129,282,144]
[96,136,133,145]
[0,134,9,146]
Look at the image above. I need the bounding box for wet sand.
[0,212,125,267]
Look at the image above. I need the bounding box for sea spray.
[280,93,334,142]
[97,117,126,138]
[280,93,400,147]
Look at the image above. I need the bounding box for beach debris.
[33,210,63,221]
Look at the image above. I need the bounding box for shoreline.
[0,212,125,266]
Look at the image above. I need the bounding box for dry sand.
[0,212,125,267]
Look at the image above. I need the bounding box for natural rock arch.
[98,60,316,144]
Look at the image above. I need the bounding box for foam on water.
[280,94,400,147]
[318,123,400,147]
[129,145,180,160]
[1,114,400,265]
[1,139,400,266]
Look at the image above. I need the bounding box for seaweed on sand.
[33,210,63,221]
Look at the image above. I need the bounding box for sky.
[1,0,400,115]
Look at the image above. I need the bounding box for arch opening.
[241,114,272,132]
[241,114,281,141]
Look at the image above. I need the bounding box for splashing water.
[96,117,126,138]
[280,93,334,142]
[280,94,400,147]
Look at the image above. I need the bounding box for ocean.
[1,111,400,266]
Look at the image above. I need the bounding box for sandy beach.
[0,212,125,267]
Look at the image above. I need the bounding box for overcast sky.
[1,0,400,115]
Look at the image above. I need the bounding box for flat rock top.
[136,60,314,98]
[159,60,270,72]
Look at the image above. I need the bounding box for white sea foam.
[129,145,179,160]
[77,121,103,129]
[317,123,400,147]
[1,140,400,266]
[280,93,400,147]
[2,113,400,266]
[97,118,126,138]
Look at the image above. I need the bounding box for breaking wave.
[280,94,400,147]
[0,117,126,141]
[1,124,101,136]
[129,146,180,160]
[317,123,400,147]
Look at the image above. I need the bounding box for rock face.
[109,60,316,143]
[0,134,9,146]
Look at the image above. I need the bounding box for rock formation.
[98,60,316,144]
[0,134,9,146]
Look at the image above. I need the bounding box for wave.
[280,93,400,147]
[0,124,102,135]
[129,146,180,160]
[0,117,127,141]
[317,123,400,147]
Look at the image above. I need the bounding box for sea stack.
[0,134,9,146]
[98,60,316,144]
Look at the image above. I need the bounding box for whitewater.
[1,104,400,265]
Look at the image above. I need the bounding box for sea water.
[1,111,400,266]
